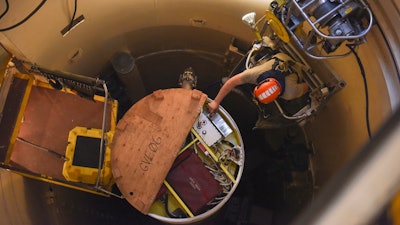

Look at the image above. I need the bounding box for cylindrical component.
[311,1,339,27]
[111,51,146,103]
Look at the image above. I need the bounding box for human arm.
[299,83,309,94]
[208,74,245,114]
[280,74,310,100]
[207,56,281,114]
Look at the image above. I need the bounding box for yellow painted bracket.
[265,10,290,43]
[62,126,114,186]
[178,136,199,155]
[13,170,109,197]
[163,180,195,217]
[190,128,236,183]
[4,73,34,165]
[391,190,400,225]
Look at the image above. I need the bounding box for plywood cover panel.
[111,88,207,214]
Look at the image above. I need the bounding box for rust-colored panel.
[111,88,207,214]
[0,78,28,162]
[10,86,112,180]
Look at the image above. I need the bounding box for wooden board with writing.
[111,88,207,214]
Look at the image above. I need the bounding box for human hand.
[207,100,219,116]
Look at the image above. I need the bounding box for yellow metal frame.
[190,128,236,183]
[391,190,400,225]
[63,126,114,186]
[34,79,118,133]
[265,10,290,43]
[13,170,109,197]
[4,73,34,164]
[149,123,240,217]
[0,66,119,196]
[163,180,195,217]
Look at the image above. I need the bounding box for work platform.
[0,65,245,224]
[110,88,244,224]
[0,72,117,194]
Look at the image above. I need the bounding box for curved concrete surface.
[0,0,399,224]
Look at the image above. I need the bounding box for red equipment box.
[161,148,223,215]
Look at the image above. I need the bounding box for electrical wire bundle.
[203,159,232,207]
[0,0,47,32]
[191,139,233,206]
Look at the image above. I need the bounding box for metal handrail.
[287,0,374,40]
[95,82,108,188]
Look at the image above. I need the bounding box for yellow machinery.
[0,58,118,196]
[63,126,114,186]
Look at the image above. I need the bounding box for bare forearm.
[214,75,243,104]
[208,74,244,114]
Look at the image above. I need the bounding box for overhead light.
[242,12,263,42]
[241,12,256,27]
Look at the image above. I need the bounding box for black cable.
[347,44,372,140]
[0,0,47,32]
[0,0,9,20]
[66,0,78,32]
[161,194,186,218]
[16,137,68,161]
